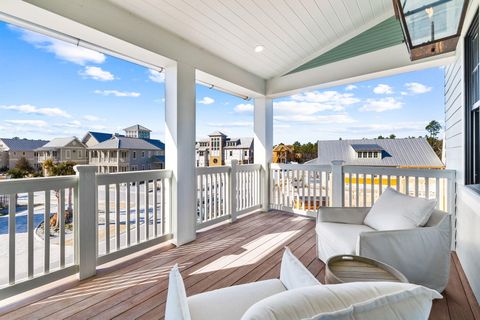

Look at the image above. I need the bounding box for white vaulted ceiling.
[108,0,394,79]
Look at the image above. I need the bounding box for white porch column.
[165,62,196,246]
[254,97,273,212]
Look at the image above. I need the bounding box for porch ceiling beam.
[2,0,266,96]
[266,44,455,98]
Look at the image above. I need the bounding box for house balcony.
[0,163,478,319]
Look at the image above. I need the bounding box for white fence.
[0,175,78,298]
[96,170,172,265]
[270,162,456,217]
[196,161,263,229]
[0,167,173,299]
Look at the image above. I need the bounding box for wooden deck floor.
[0,211,479,319]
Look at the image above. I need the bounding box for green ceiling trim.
[286,17,404,75]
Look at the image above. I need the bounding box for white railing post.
[230,160,238,222]
[331,160,345,207]
[74,165,97,280]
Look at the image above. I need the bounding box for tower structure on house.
[208,131,226,166]
[124,124,151,139]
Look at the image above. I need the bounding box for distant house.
[0,138,48,171]
[272,144,295,164]
[89,136,164,173]
[195,131,254,167]
[87,125,164,173]
[35,137,88,165]
[307,138,444,169]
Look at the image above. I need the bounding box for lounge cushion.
[241,282,441,320]
[188,279,286,320]
[364,188,436,231]
[165,264,191,320]
[316,222,374,262]
[280,247,321,290]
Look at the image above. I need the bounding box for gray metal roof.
[350,144,384,152]
[307,138,444,168]
[224,137,253,149]
[0,138,48,151]
[36,137,82,150]
[124,124,151,132]
[208,131,226,137]
[89,136,160,150]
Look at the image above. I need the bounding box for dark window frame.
[465,11,480,185]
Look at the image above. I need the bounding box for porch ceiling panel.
[107,0,393,79]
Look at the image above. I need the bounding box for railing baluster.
[44,190,50,273]
[362,174,366,206]
[355,173,359,207]
[348,172,352,207]
[115,183,121,249]
[435,177,440,209]
[145,180,149,240]
[415,176,419,197]
[9,193,16,284]
[161,178,166,234]
[396,175,400,191]
[370,174,374,206]
[379,174,383,196]
[59,189,66,268]
[105,184,110,254]
[319,170,323,207]
[27,192,34,278]
[126,183,131,247]
[153,179,158,237]
[425,177,430,200]
[136,182,140,243]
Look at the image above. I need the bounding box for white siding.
[444,0,480,302]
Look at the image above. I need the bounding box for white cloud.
[83,115,102,121]
[404,82,432,94]
[234,103,254,113]
[345,85,357,91]
[1,104,71,118]
[198,97,215,105]
[274,114,356,125]
[5,119,48,127]
[347,121,428,133]
[208,122,252,127]
[11,25,105,65]
[290,91,360,105]
[360,97,403,112]
[373,84,393,94]
[94,90,140,97]
[148,69,165,83]
[80,66,115,81]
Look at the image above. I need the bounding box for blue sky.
[0,22,444,145]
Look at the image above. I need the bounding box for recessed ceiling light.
[254,45,264,53]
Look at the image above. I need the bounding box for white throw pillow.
[310,286,442,320]
[240,282,441,320]
[364,187,436,231]
[280,247,321,290]
[165,264,191,320]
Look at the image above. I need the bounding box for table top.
[325,255,409,284]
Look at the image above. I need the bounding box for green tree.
[42,160,76,226]
[15,157,34,174]
[7,168,29,179]
[425,120,443,158]
[377,135,385,139]
[426,120,442,139]
[389,134,396,139]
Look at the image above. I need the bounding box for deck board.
[0,211,478,320]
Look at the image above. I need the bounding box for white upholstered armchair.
[316,207,451,292]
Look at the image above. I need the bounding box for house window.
[244,150,248,157]
[229,151,233,156]
[142,151,145,158]
[78,150,82,158]
[466,12,480,184]
[368,152,373,158]
[65,150,70,159]
[133,151,136,159]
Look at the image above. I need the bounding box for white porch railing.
[96,170,172,265]
[270,163,332,214]
[195,161,263,229]
[0,175,78,298]
[270,162,456,217]
[0,167,173,299]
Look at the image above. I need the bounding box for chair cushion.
[165,264,191,320]
[280,247,321,290]
[316,222,374,261]
[240,282,441,320]
[364,187,436,231]
[188,279,286,320]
